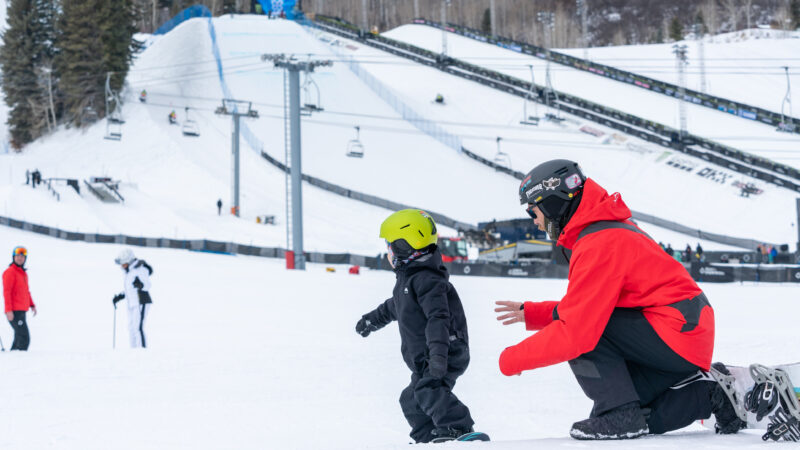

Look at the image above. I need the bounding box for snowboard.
[700,363,800,442]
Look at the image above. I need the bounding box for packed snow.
[1,220,798,449]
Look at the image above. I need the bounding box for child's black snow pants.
[399,339,475,443]
[569,307,716,434]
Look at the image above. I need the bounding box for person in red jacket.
[3,246,37,351]
[495,160,744,439]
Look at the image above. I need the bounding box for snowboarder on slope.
[112,249,153,348]
[3,246,37,350]
[355,209,489,444]
[495,159,744,439]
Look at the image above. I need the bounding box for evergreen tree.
[669,16,683,41]
[0,0,58,147]
[55,0,139,127]
[481,8,491,34]
[791,0,800,29]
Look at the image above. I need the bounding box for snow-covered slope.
[383,24,800,171]
[308,22,796,245]
[2,220,798,449]
[560,28,800,118]
[0,15,795,253]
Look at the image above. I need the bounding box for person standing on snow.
[354,209,489,444]
[3,246,37,350]
[112,249,153,348]
[494,159,744,440]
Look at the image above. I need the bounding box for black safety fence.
[312,15,800,193]
[692,262,800,283]
[415,18,799,136]
[2,215,798,283]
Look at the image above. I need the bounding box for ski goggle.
[525,204,538,220]
[12,246,27,257]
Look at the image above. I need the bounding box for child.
[355,209,489,444]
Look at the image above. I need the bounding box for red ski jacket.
[3,263,35,313]
[499,179,714,376]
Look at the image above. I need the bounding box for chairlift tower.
[779,66,794,133]
[263,53,333,270]
[672,44,689,140]
[214,99,259,218]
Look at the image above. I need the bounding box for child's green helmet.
[380,209,438,250]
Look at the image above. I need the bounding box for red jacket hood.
[557,178,632,250]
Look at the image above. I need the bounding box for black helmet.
[519,159,586,235]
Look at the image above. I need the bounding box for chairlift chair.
[346,126,365,158]
[104,108,123,141]
[300,73,324,116]
[493,137,511,169]
[104,118,122,141]
[182,107,201,137]
[520,65,540,126]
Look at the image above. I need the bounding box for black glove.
[132,277,144,290]
[428,354,448,379]
[355,317,380,337]
[112,293,124,307]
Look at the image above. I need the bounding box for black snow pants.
[8,310,30,351]
[399,339,475,443]
[569,308,715,434]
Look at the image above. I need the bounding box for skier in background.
[3,246,37,351]
[355,209,489,444]
[495,159,744,440]
[217,198,223,216]
[112,249,153,348]
[139,89,147,103]
[168,110,177,124]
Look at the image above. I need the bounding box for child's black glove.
[428,354,448,379]
[355,317,380,337]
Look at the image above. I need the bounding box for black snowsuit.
[363,249,474,443]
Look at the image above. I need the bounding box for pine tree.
[481,8,491,34]
[791,0,800,29]
[669,16,683,41]
[0,0,58,147]
[55,0,139,127]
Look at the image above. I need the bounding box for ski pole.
[112,306,117,349]
[0,334,5,351]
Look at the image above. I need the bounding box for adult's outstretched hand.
[494,301,524,326]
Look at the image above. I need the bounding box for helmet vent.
[418,230,424,237]
[399,224,410,229]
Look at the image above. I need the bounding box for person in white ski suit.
[112,249,153,348]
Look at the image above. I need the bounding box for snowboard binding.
[746,364,800,442]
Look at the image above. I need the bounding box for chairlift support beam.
[262,53,333,270]
[521,64,540,126]
[215,99,259,218]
